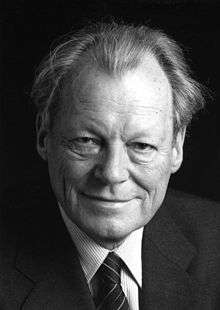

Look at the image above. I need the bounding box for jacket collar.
[144,192,196,270]
[139,192,202,309]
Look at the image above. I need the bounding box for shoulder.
[166,188,220,222]
[0,179,56,259]
[165,188,220,249]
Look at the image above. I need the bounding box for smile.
[81,193,132,203]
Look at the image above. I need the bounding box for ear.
[36,113,49,161]
[171,128,186,174]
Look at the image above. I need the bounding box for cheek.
[132,156,172,194]
[49,151,94,194]
[133,160,171,222]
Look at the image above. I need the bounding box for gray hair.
[31,21,205,136]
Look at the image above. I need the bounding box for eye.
[62,136,102,156]
[74,137,100,145]
[127,141,157,163]
[128,141,155,152]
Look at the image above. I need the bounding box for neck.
[93,238,126,250]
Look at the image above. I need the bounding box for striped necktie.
[94,252,130,310]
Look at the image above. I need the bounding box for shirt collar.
[59,205,143,287]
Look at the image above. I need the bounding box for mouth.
[81,193,132,203]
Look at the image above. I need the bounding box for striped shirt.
[59,206,143,310]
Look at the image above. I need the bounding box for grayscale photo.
[1,1,220,309]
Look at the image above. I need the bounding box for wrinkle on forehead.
[60,53,173,124]
[71,96,164,116]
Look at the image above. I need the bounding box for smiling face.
[37,54,185,249]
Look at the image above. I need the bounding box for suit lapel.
[16,246,95,309]
[14,197,96,310]
[140,197,202,310]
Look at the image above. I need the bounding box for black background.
[2,0,220,200]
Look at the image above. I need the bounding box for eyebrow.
[62,119,109,138]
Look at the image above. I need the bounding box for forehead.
[60,54,173,126]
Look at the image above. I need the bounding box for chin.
[81,217,139,248]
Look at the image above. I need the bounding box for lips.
[81,192,132,203]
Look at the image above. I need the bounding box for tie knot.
[100,252,122,284]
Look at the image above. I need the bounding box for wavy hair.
[31,21,205,136]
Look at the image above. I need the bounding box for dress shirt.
[59,205,143,310]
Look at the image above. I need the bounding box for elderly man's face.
[39,55,185,249]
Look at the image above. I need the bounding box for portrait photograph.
[1,1,220,309]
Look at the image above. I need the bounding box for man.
[1,21,220,309]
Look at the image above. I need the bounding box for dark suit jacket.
[0,182,220,310]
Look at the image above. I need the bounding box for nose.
[94,143,129,185]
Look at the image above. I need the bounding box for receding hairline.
[60,50,173,106]
[54,52,174,138]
